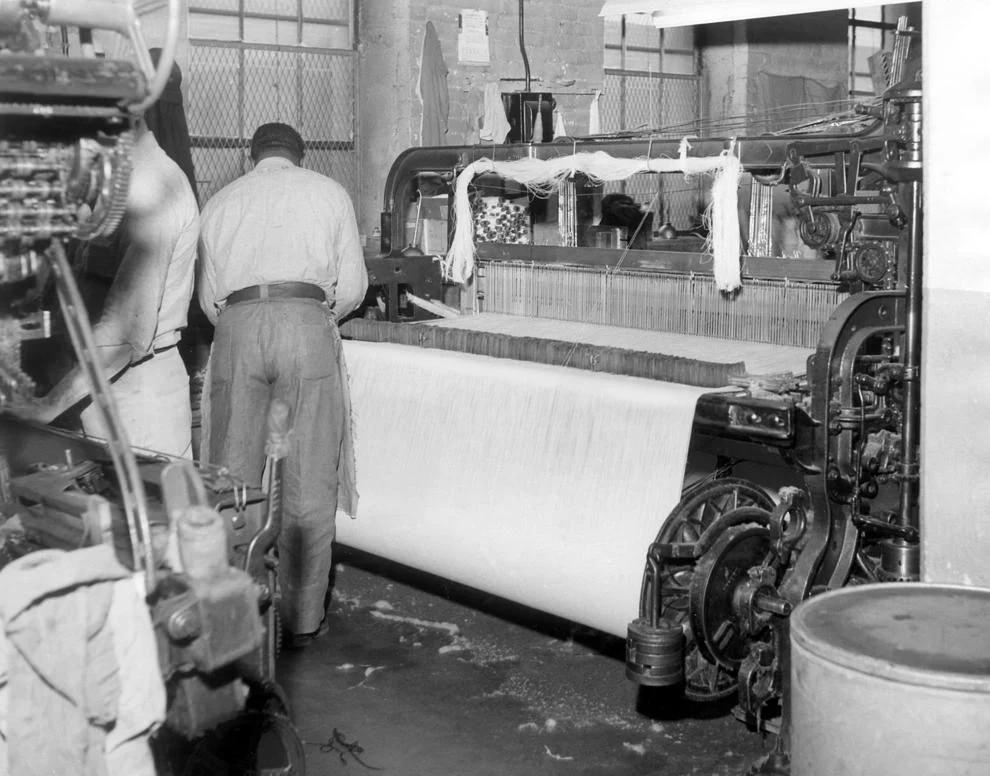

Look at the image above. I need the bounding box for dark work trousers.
[209,297,345,634]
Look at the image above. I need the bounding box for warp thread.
[442,147,743,292]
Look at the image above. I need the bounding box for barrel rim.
[790,582,990,693]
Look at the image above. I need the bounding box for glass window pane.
[852,6,883,22]
[244,0,297,16]
[854,42,879,72]
[189,0,240,11]
[624,49,661,72]
[302,0,350,20]
[860,27,882,50]
[663,52,694,75]
[603,17,623,47]
[243,17,299,44]
[664,26,694,51]
[625,16,659,49]
[853,74,874,94]
[189,12,240,40]
[301,22,350,49]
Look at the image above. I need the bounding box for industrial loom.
[341,35,922,749]
[0,1,304,771]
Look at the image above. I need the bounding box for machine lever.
[244,399,291,582]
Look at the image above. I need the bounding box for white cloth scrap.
[479,82,511,143]
[589,89,602,135]
[0,546,164,776]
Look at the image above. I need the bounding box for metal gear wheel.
[647,477,774,701]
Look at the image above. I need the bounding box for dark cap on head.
[250,122,305,161]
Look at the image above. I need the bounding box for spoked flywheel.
[648,478,774,701]
[688,522,775,669]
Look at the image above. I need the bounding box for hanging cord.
[606,186,662,279]
[411,190,424,249]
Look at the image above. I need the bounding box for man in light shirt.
[20,117,199,458]
[198,122,368,648]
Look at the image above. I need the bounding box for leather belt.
[225,282,325,306]
[132,342,177,366]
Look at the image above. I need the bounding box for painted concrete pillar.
[920,0,990,588]
[357,0,415,239]
[699,21,750,130]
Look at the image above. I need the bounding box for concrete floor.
[276,546,772,776]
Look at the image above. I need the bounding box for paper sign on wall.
[458,9,490,65]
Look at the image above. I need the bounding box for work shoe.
[283,616,329,650]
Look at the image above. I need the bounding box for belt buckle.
[258,285,270,300]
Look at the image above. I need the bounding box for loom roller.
[350,61,923,749]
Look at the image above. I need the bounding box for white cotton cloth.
[589,89,602,135]
[479,82,511,143]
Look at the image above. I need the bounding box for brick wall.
[405,0,605,146]
[357,0,607,234]
[699,12,848,134]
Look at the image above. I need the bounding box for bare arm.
[23,163,176,422]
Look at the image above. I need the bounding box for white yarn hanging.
[442,144,743,292]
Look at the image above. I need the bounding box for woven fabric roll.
[336,341,708,637]
[340,317,748,387]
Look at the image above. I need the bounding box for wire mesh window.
[186,0,356,205]
[601,15,702,231]
[849,6,899,98]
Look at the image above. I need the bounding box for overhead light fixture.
[599,0,906,28]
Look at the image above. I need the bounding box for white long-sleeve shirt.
[197,156,368,325]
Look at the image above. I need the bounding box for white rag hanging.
[479,82,511,143]
[531,95,544,143]
[588,89,601,135]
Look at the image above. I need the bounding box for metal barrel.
[790,583,990,776]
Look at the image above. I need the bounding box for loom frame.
[351,74,922,767]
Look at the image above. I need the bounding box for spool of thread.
[177,505,229,579]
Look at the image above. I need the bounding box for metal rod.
[518,0,530,92]
[898,178,922,530]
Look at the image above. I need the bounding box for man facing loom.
[198,121,368,648]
